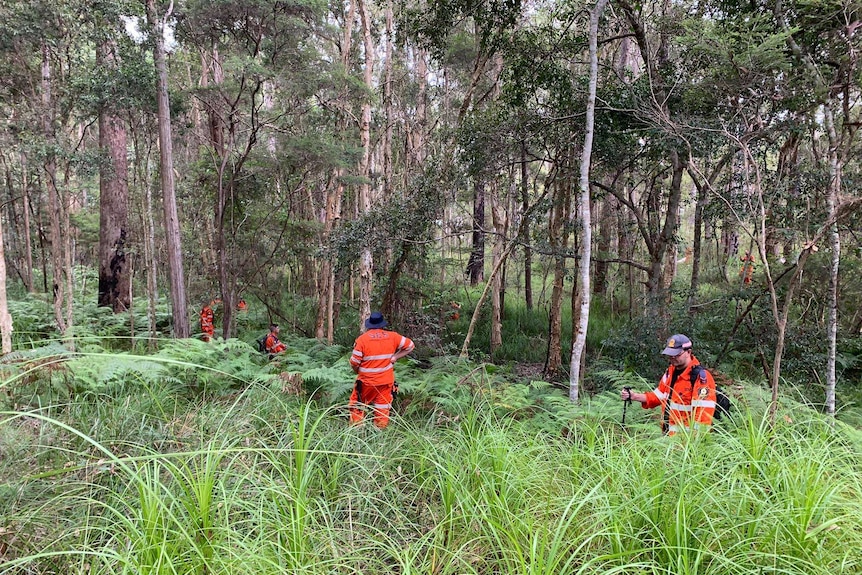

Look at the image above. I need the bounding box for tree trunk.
[489,189,506,355]
[97,40,131,313]
[520,141,533,309]
[41,41,66,335]
[149,0,189,338]
[382,0,394,199]
[823,106,841,418]
[688,170,706,308]
[0,205,13,354]
[569,0,608,403]
[409,48,428,174]
[467,179,485,285]
[61,163,74,346]
[144,158,159,346]
[357,0,374,329]
[460,239,519,360]
[546,170,570,379]
[19,153,34,293]
[643,151,685,333]
[593,195,611,295]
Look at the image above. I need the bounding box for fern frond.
[592,369,650,389]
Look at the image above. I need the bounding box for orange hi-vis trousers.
[349,380,394,428]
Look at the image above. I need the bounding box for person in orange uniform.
[200,301,215,342]
[349,312,415,428]
[739,252,756,285]
[237,298,248,312]
[263,324,287,355]
[620,334,716,436]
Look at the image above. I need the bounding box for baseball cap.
[661,334,692,356]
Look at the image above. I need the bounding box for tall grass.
[3,382,862,575]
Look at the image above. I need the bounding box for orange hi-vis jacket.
[349,329,414,386]
[642,356,716,435]
[200,306,214,333]
[263,333,286,354]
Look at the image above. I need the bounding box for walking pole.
[622,386,632,427]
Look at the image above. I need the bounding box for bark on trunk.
[20,153,34,293]
[569,0,608,403]
[149,0,189,338]
[467,179,486,285]
[593,195,611,295]
[357,0,374,329]
[144,157,159,346]
[489,190,506,355]
[42,42,66,335]
[521,142,533,309]
[546,169,570,379]
[823,107,841,418]
[97,40,131,313]
[0,206,13,354]
[382,0,394,198]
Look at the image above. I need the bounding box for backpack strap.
[689,364,705,389]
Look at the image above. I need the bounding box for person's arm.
[391,349,412,363]
[620,389,648,404]
[349,340,363,374]
[622,371,669,409]
[390,335,415,363]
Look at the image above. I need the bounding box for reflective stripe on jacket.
[349,329,414,386]
[200,307,214,331]
[643,357,716,435]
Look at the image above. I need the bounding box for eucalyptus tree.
[146,0,189,337]
[85,3,154,315]
[568,0,610,402]
[174,0,327,338]
[674,0,862,417]
[0,0,94,339]
[357,0,375,330]
[405,0,524,294]
[0,193,11,353]
[769,0,861,417]
[95,36,132,314]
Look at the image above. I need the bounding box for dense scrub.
[2,326,862,574]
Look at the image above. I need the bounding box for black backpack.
[256,334,268,353]
[690,365,732,420]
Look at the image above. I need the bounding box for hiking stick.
[621,386,632,427]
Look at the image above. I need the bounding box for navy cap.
[661,334,692,356]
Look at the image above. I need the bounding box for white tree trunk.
[0,208,13,354]
[823,105,841,418]
[357,0,374,330]
[569,0,609,402]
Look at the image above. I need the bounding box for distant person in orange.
[263,323,287,355]
[237,298,248,312]
[200,301,215,342]
[448,301,461,321]
[348,312,415,428]
[740,252,756,285]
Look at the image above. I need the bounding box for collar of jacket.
[668,355,700,379]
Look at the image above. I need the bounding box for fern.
[65,354,174,396]
[301,364,355,398]
[592,368,651,390]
